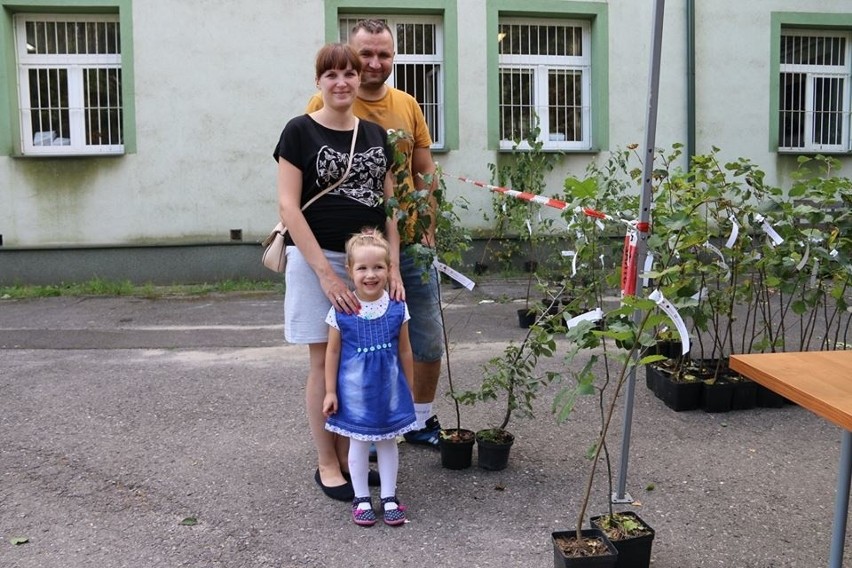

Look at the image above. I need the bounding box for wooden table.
[730,351,852,568]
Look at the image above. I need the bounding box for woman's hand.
[321,273,360,314]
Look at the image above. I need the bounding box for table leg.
[829,430,852,568]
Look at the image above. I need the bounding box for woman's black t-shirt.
[273,115,390,252]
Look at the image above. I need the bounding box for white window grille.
[14,13,123,156]
[498,18,591,151]
[339,15,444,149]
[779,29,851,152]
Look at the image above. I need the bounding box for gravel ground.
[1,279,849,567]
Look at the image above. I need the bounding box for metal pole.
[614,0,665,503]
[828,430,852,568]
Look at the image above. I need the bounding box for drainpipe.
[687,0,696,165]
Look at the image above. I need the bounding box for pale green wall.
[1,0,851,251]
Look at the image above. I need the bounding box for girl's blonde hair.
[345,228,391,266]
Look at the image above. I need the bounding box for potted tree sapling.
[586,318,657,568]
[456,318,560,471]
[488,121,562,326]
[638,147,769,412]
[552,299,667,567]
[416,170,475,469]
[385,135,474,469]
[746,154,852,405]
[548,150,667,566]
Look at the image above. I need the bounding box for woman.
[273,43,404,501]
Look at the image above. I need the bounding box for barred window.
[339,15,444,149]
[498,18,591,150]
[779,29,851,152]
[14,13,123,155]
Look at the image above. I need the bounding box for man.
[306,19,443,447]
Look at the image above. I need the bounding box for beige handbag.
[262,119,359,273]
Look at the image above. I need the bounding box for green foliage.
[594,512,652,540]
[484,121,562,277]
[646,147,852,360]
[555,146,643,316]
[456,320,560,432]
[0,278,282,299]
[385,136,471,275]
[554,286,679,533]
[384,133,473,433]
[469,142,850,538]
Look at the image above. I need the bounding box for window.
[14,13,124,156]
[498,18,591,150]
[339,15,445,149]
[778,29,851,152]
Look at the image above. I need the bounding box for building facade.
[1,0,850,283]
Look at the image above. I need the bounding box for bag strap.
[300,117,359,212]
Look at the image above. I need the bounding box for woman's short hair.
[315,43,362,78]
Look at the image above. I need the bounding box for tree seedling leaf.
[11,537,29,545]
[179,517,198,526]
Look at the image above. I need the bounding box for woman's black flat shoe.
[342,469,381,487]
[314,469,354,501]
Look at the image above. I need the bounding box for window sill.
[777,149,852,156]
[15,151,126,159]
[497,147,600,154]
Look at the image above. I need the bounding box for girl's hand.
[322,393,338,418]
[388,267,405,301]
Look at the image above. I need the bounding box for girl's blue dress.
[325,294,417,441]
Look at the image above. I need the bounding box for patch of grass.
[0,278,282,299]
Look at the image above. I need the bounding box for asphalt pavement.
[1,278,850,567]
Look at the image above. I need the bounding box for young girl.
[322,229,417,527]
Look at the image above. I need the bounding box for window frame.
[770,12,852,155]
[0,0,136,158]
[486,1,608,153]
[15,12,124,156]
[338,14,446,149]
[322,0,458,153]
[497,17,592,151]
[777,28,851,153]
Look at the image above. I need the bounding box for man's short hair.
[351,18,392,36]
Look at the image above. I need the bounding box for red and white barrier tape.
[441,172,639,228]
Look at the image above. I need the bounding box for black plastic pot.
[552,528,618,568]
[731,378,757,410]
[701,378,734,413]
[644,366,656,393]
[590,512,654,568]
[654,366,702,412]
[756,384,786,408]
[518,308,537,329]
[439,429,475,470]
[644,365,663,398]
[476,430,514,471]
[652,339,687,360]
